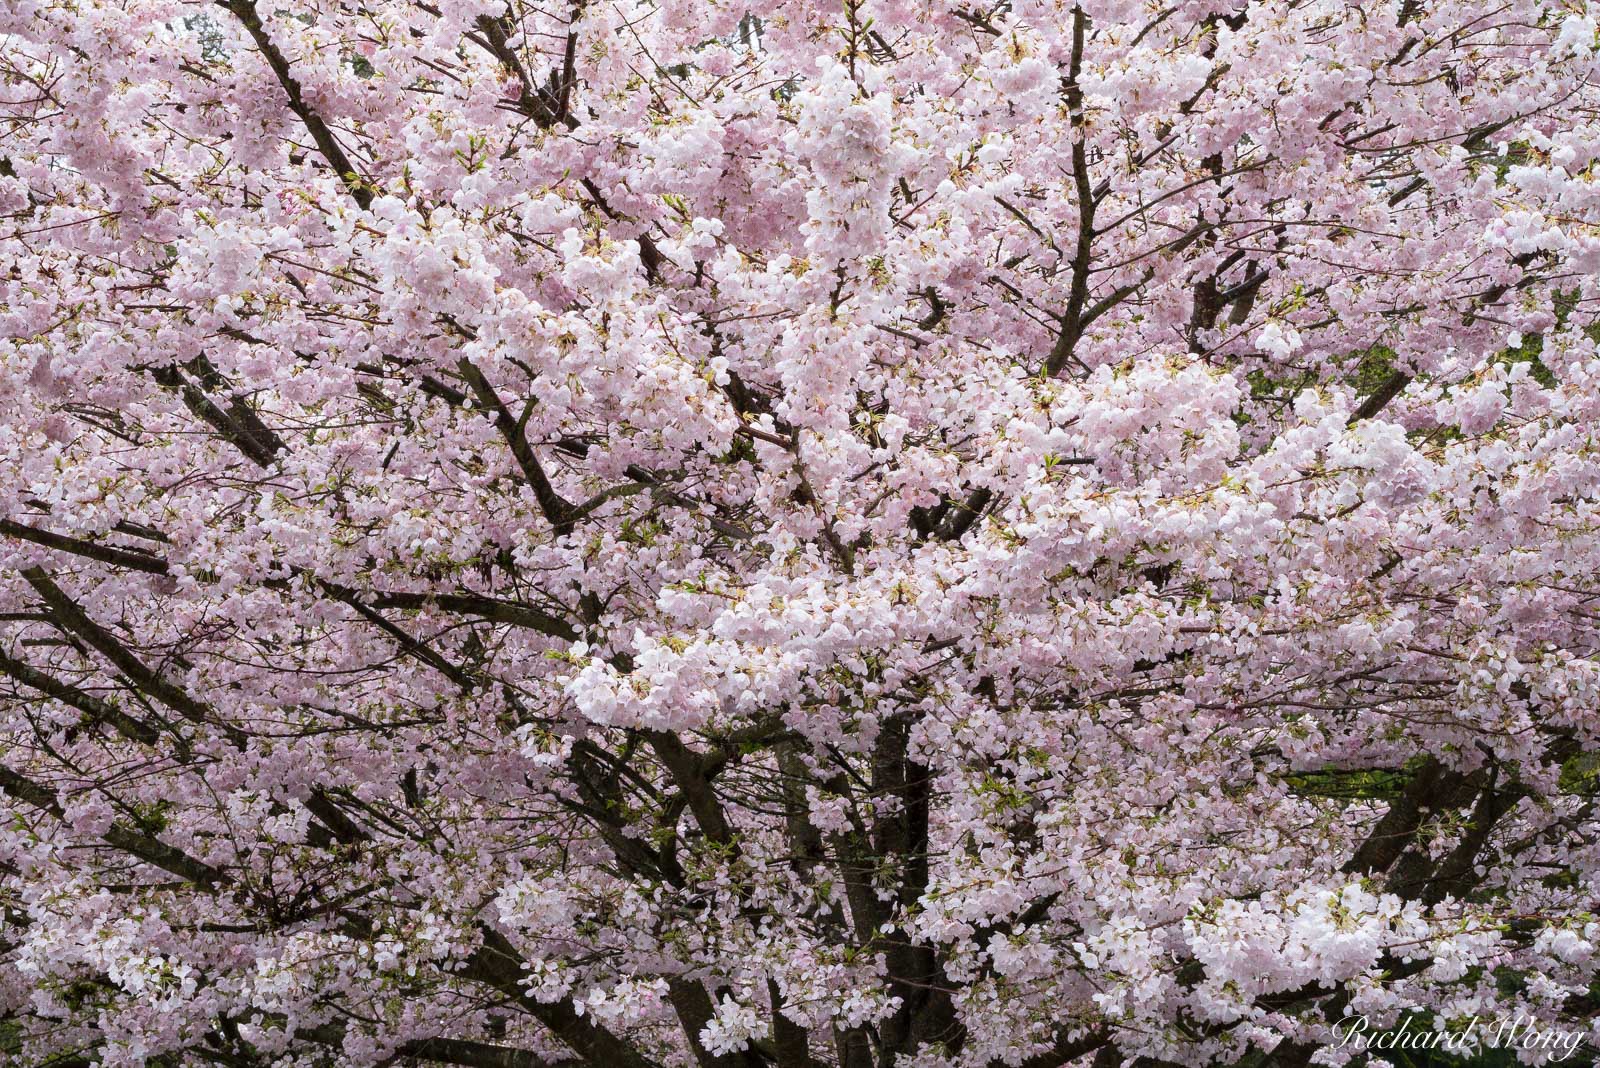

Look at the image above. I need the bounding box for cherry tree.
[1,0,1598,1065]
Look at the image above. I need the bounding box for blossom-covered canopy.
[1,0,1598,1065]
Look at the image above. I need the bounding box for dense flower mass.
[2,0,1599,1065]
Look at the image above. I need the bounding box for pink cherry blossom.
[2,1,1598,1066]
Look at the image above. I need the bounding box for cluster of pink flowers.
[1,0,1597,1065]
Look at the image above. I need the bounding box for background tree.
[0,0,1598,1066]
